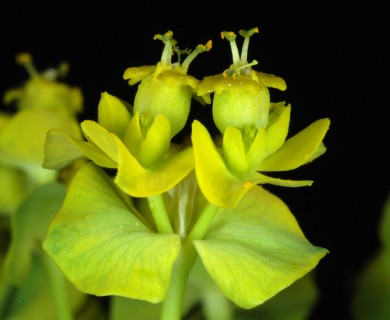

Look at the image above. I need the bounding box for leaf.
[97,92,132,139]
[43,163,181,302]
[245,171,313,188]
[109,297,162,320]
[351,252,390,320]
[1,254,88,319]
[234,271,320,320]
[194,186,328,309]
[379,191,390,249]
[192,120,253,208]
[0,164,30,215]
[3,182,67,284]
[138,113,171,167]
[265,103,291,155]
[258,118,330,172]
[43,129,117,169]
[81,120,119,163]
[115,140,194,197]
[222,126,249,173]
[0,108,81,165]
[192,121,312,208]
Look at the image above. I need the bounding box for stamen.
[154,31,177,65]
[173,46,192,65]
[15,52,38,76]
[239,27,259,64]
[57,62,70,79]
[181,40,212,72]
[221,31,240,67]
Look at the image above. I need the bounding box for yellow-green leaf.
[194,186,328,309]
[43,129,116,169]
[0,165,30,215]
[97,92,132,139]
[192,120,254,208]
[258,118,330,172]
[138,114,171,167]
[115,140,194,197]
[43,163,181,302]
[3,182,66,284]
[265,103,291,155]
[0,108,81,166]
[222,127,249,173]
[81,120,119,163]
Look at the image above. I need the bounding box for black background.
[1,2,389,319]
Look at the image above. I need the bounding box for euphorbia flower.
[44,92,194,197]
[41,29,330,320]
[123,30,212,138]
[3,53,83,116]
[44,32,212,197]
[0,54,83,215]
[192,28,330,208]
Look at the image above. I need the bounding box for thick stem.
[160,242,198,320]
[147,194,173,234]
[41,252,73,320]
[160,202,220,319]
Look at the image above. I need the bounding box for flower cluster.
[38,28,329,319]
[0,53,83,214]
[0,54,98,319]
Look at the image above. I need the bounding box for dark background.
[1,3,389,319]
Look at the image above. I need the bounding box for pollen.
[205,40,213,52]
[221,31,236,41]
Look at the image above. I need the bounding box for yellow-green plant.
[41,28,330,320]
[0,54,103,319]
[0,53,83,216]
[351,191,390,320]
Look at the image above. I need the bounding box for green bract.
[43,163,181,302]
[43,162,327,308]
[123,31,212,138]
[43,91,194,197]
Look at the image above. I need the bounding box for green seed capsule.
[197,28,286,134]
[123,31,212,138]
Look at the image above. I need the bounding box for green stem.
[41,252,73,320]
[147,194,173,234]
[187,202,220,241]
[0,280,14,318]
[160,203,220,319]
[160,242,198,320]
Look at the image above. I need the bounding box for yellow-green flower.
[197,28,286,134]
[3,53,83,116]
[192,29,330,208]
[123,31,212,138]
[0,54,83,214]
[43,92,194,197]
